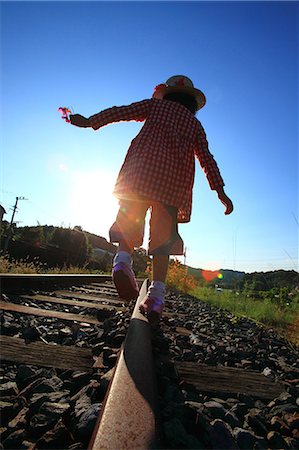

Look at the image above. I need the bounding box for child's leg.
[109,200,148,300]
[118,240,133,253]
[112,241,133,267]
[139,203,184,323]
[152,254,169,282]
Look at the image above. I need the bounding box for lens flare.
[202,270,223,282]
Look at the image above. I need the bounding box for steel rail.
[88,279,160,450]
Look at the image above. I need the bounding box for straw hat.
[153,75,206,110]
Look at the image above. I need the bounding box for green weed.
[0,255,100,274]
[191,286,299,343]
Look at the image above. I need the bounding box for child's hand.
[216,187,234,215]
[70,114,91,128]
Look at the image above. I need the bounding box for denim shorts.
[109,199,184,255]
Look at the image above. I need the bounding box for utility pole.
[3,196,27,253]
[183,246,187,268]
[183,246,188,293]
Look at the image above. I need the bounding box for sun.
[69,169,119,238]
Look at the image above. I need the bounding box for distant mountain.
[241,269,298,291]
[187,266,298,291]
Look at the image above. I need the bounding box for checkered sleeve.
[195,124,225,190]
[89,99,153,130]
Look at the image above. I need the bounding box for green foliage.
[0,254,97,274]
[47,226,92,267]
[2,225,91,268]
[88,251,113,272]
[132,247,151,276]
[0,221,11,238]
[0,255,47,273]
[191,285,299,334]
[166,259,196,293]
[146,258,197,293]
[241,270,298,291]
[259,287,295,307]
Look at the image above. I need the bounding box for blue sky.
[1,1,298,273]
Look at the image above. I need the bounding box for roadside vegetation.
[147,258,299,345]
[0,256,94,274]
[192,285,298,340]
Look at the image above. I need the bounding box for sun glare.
[70,170,119,238]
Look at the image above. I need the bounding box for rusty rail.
[88,279,159,450]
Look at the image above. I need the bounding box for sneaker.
[139,295,164,325]
[112,262,139,300]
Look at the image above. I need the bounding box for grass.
[0,255,44,273]
[0,255,100,274]
[191,286,299,345]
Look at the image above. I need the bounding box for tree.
[132,247,151,275]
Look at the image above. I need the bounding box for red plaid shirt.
[89,98,224,223]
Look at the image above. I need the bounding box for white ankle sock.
[148,281,166,301]
[113,251,132,267]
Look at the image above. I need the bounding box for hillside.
[187,265,298,291]
[84,230,116,254]
[0,224,116,268]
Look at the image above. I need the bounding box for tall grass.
[191,286,299,344]
[147,258,298,340]
[0,255,46,273]
[0,255,99,274]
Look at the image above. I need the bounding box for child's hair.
[163,92,198,115]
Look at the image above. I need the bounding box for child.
[70,75,233,324]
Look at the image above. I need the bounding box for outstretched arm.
[70,114,91,128]
[195,125,233,215]
[89,99,152,130]
[70,99,152,130]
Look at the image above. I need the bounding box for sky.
[1,0,298,273]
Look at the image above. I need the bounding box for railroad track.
[1,274,298,449]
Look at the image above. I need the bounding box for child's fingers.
[224,200,234,215]
[217,191,233,215]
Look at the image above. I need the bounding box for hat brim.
[153,85,206,110]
